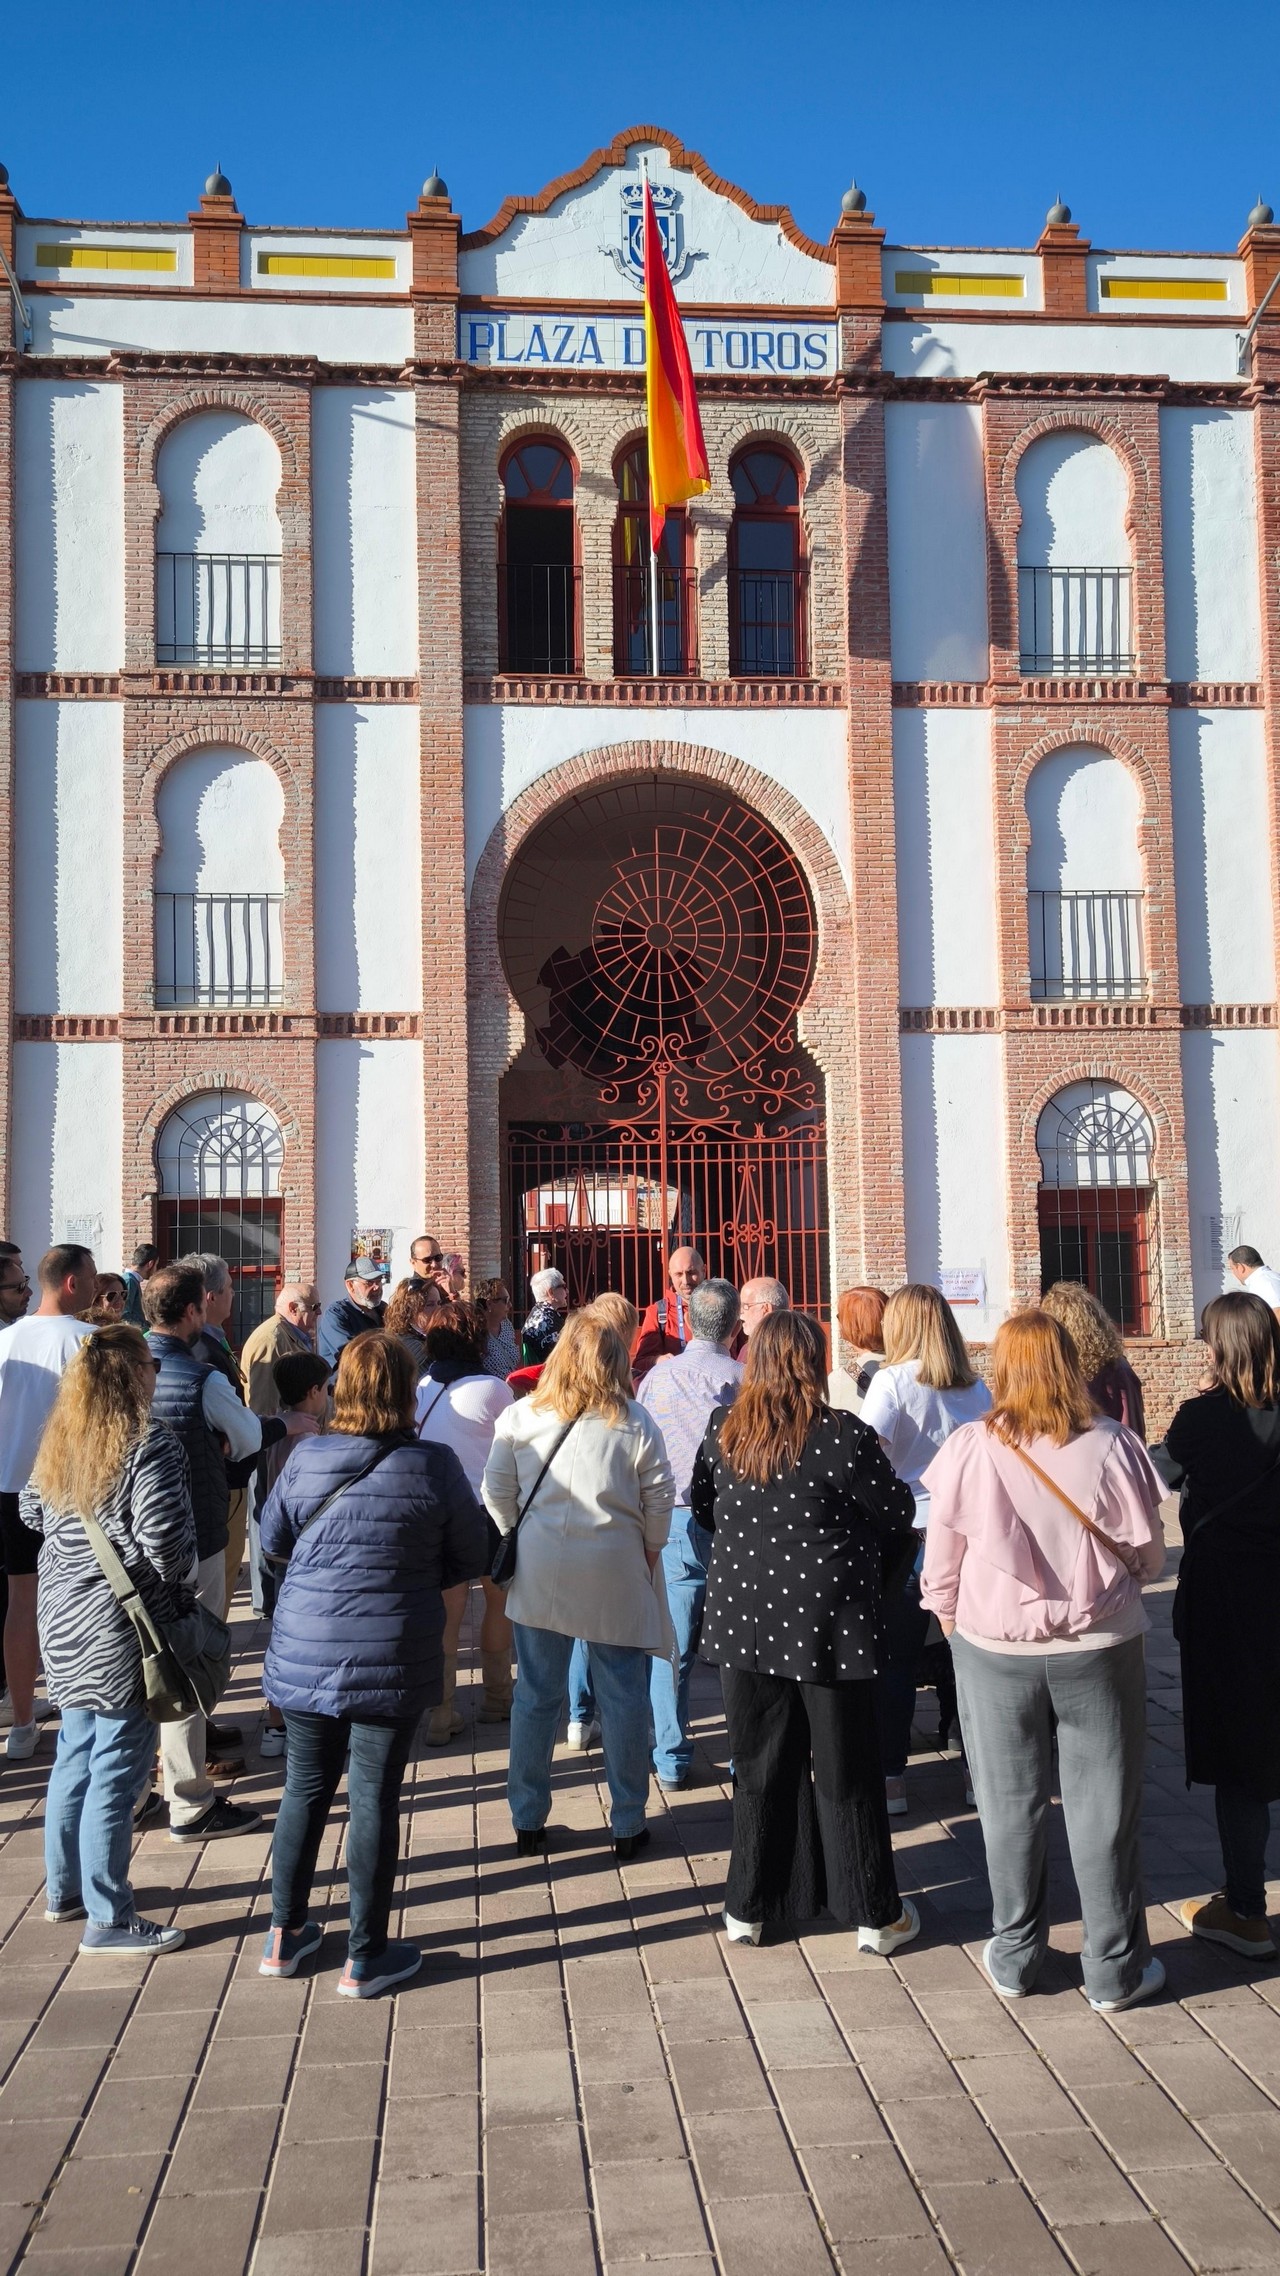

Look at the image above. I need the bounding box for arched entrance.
[498,777,829,1319]
[156,1089,285,1343]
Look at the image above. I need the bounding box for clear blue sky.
[4,0,1277,253]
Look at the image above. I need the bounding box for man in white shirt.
[0,1244,97,1757]
[1228,1246,1280,1312]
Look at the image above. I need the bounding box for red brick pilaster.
[0,364,13,1231]
[189,177,244,294]
[1036,212,1090,318]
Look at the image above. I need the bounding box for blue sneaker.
[259,1921,322,1978]
[337,1941,421,1998]
[79,1916,184,1956]
[44,1898,87,1924]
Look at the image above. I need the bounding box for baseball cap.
[345,1255,390,1281]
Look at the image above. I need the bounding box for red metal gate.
[502,784,829,1323]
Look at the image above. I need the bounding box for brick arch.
[1007,726,1164,856]
[141,1070,302,1158]
[999,410,1155,555]
[493,411,593,480]
[718,413,830,491]
[133,725,303,874]
[1017,1060,1175,1166]
[135,391,301,497]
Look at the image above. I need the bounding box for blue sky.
[4,0,1277,252]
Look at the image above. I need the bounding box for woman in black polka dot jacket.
[691,1309,921,1951]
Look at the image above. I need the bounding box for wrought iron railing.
[1028,889,1145,1001]
[1018,566,1133,674]
[498,563,582,674]
[729,566,808,677]
[156,553,282,666]
[613,565,698,676]
[155,893,284,1006]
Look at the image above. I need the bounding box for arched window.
[155,412,282,666]
[157,1090,285,1343]
[498,439,579,674]
[1036,1079,1155,1332]
[1016,432,1132,674]
[612,445,696,676]
[155,748,285,1007]
[1025,748,1144,1000]
[729,446,806,676]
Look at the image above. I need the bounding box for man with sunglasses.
[410,1235,449,1282]
[0,1246,31,1328]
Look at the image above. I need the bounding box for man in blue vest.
[145,1263,269,1842]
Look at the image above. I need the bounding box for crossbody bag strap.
[512,1418,576,1536]
[75,1511,167,1647]
[1007,1443,1143,1579]
[296,1439,402,1541]
[417,1383,448,1429]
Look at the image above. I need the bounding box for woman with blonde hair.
[19,1324,194,1955]
[921,1310,1166,2010]
[1042,1281,1146,1438]
[692,1310,919,1949]
[860,1284,992,1811]
[483,1309,674,1858]
[564,1295,640,1749]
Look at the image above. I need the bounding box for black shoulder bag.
[491,1419,576,1588]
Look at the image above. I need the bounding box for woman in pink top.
[921,1310,1166,2014]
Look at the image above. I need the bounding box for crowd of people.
[0,1228,1276,2003]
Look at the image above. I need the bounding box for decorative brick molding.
[153,1012,311,1038]
[1181,1002,1278,1027]
[463,676,843,706]
[317,1013,423,1037]
[900,1008,1000,1031]
[893,679,1264,710]
[1169,681,1263,707]
[900,1003,1277,1033]
[15,1016,121,1040]
[313,678,419,702]
[15,673,125,698]
[149,671,311,699]
[1011,677,1160,704]
[892,682,988,708]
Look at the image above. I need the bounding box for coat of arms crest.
[606,181,698,292]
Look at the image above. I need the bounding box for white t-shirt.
[415,1372,514,1495]
[859,1357,992,1526]
[0,1313,93,1491]
[1243,1265,1280,1309]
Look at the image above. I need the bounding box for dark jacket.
[318,1294,386,1373]
[691,1406,917,1683]
[1153,1388,1280,1801]
[147,1331,229,1560]
[259,1428,490,1719]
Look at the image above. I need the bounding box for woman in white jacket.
[482,1311,674,1860]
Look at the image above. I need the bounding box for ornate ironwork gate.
[501,784,828,1322]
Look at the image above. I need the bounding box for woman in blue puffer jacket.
[258,1331,489,1998]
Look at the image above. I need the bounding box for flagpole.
[641,153,663,681]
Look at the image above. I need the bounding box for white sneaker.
[6,1721,38,1761]
[722,1909,762,1946]
[260,1726,286,1758]
[858,1900,921,1956]
[1089,1956,1166,2014]
[566,1720,600,1751]
[982,1937,1027,1998]
[885,1776,908,1817]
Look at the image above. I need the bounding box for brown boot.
[422,1652,460,1747]
[1179,1894,1277,1960]
[476,1649,514,1723]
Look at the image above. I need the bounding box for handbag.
[1007,1443,1145,1579]
[491,1418,576,1588]
[77,1511,231,1726]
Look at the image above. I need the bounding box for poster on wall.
[940,1266,986,1308]
[350,1228,395,1272]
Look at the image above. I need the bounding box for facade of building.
[1,126,1278,1412]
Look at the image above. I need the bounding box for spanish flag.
[643,180,710,549]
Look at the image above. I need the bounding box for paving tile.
[483,2120,585,2216]
[25,1991,138,2053]
[487,2208,596,2276]
[1061,2221,1204,2276]
[74,2076,185,2160]
[250,2231,368,2276]
[136,2189,261,2276]
[719,1944,820,2002]
[927,2180,1075,2273]
[668,2038,773,2114]
[0,2047,108,2122]
[884,2094,1014,2186]
[582,2080,686,2163]
[378,2094,478,2178]
[215,1985,308,2043]
[572,2017,668,2084]
[561,1955,652,2017]
[591,2157,707,2259]
[109,2012,212,2081]
[482,2047,577,2123]
[21,2251,137,2276]
[652,1978,746,2044]
[955,2051,1084,2134]
[192,2034,297,2112]
[1002,2127,1151,2225]
[707,2193,836,2275]
[1196,2110,1280,2211]
[1140,2035,1275,2116]
[803,2141,935,2242]
[1075,2079,1219,2169]
[477,1989,567,2053]
[387,2024,476,2097]
[811,2243,952,2275]
[131,1959,234,2016]
[0,2116,77,2206]
[771,2061,890,2146]
[27,2152,166,2251]
[370,2174,480,2275]
[687,2107,804,2199]
[742,1997,848,2069]
[851,2025,965,2101]
[164,2105,277,2198]
[282,2061,384,2143]
[1141,2164,1280,2271]
[1020,2017,1149,2088]
[259,2138,377,2237]
[1196,2003,1280,2077]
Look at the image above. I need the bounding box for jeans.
[568,1640,595,1726]
[45,1707,158,1927]
[650,1506,711,1784]
[272,1709,417,1960]
[509,1624,651,1838]
[1215,1785,1274,1920]
[874,1544,929,1778]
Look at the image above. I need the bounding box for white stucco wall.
[1182,1027,1280,1316]
[30,298,413,364]
[15,380,124,670]
[884,322,1242,385]
[1161,408,1262,682]
[315,706,423,1009]
[155,412,282,553]
[463,709,850,894]
[14,702,123,1012]
[154,748,285,891]
[1016,432,1130,567]
[312,391,418,675]
[1025,747,1142,890]
[894,710,997,1004]
[1168,709,1276,1003]
[10,1041,123,1270]
[315,1040,425,1294]
[900,1031,1009,1337]
[885,403,988,680]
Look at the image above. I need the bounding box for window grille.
[1018,566,1133,674]
[1028,890,1145,1000]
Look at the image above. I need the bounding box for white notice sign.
[940,1267,986,1307]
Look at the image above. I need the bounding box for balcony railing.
[613,565,698,676]
[156,553,282,666]
[1029,889,1145,1001]
[730,567,808,677]
[155,893,284,1007]
[498,563,582,674]
[1018,566,1133,675]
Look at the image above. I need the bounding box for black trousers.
[272,1709,418,1960]
[721,1667,901,1932]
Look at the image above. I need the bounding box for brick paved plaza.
[0,1505,1278,2276]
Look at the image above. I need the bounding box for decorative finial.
[1046,197,1071,226]
[421,168,448,200]
[1248,195,1275,229]
[841,182,867,217]
[204,166,233,198]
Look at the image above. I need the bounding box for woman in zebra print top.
[20,1324,197,1955]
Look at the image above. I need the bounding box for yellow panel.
[36,243,177,272]
[1100,275,1228,301]
[256,252,397,279]
[894,270,1025,298]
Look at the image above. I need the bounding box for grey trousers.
[952,1631,1152,2006]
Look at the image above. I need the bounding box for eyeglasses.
[0,1279,30,1296]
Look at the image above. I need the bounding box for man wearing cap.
[318,1257,390,1374]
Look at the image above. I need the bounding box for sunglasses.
[416,1253,444,1268]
